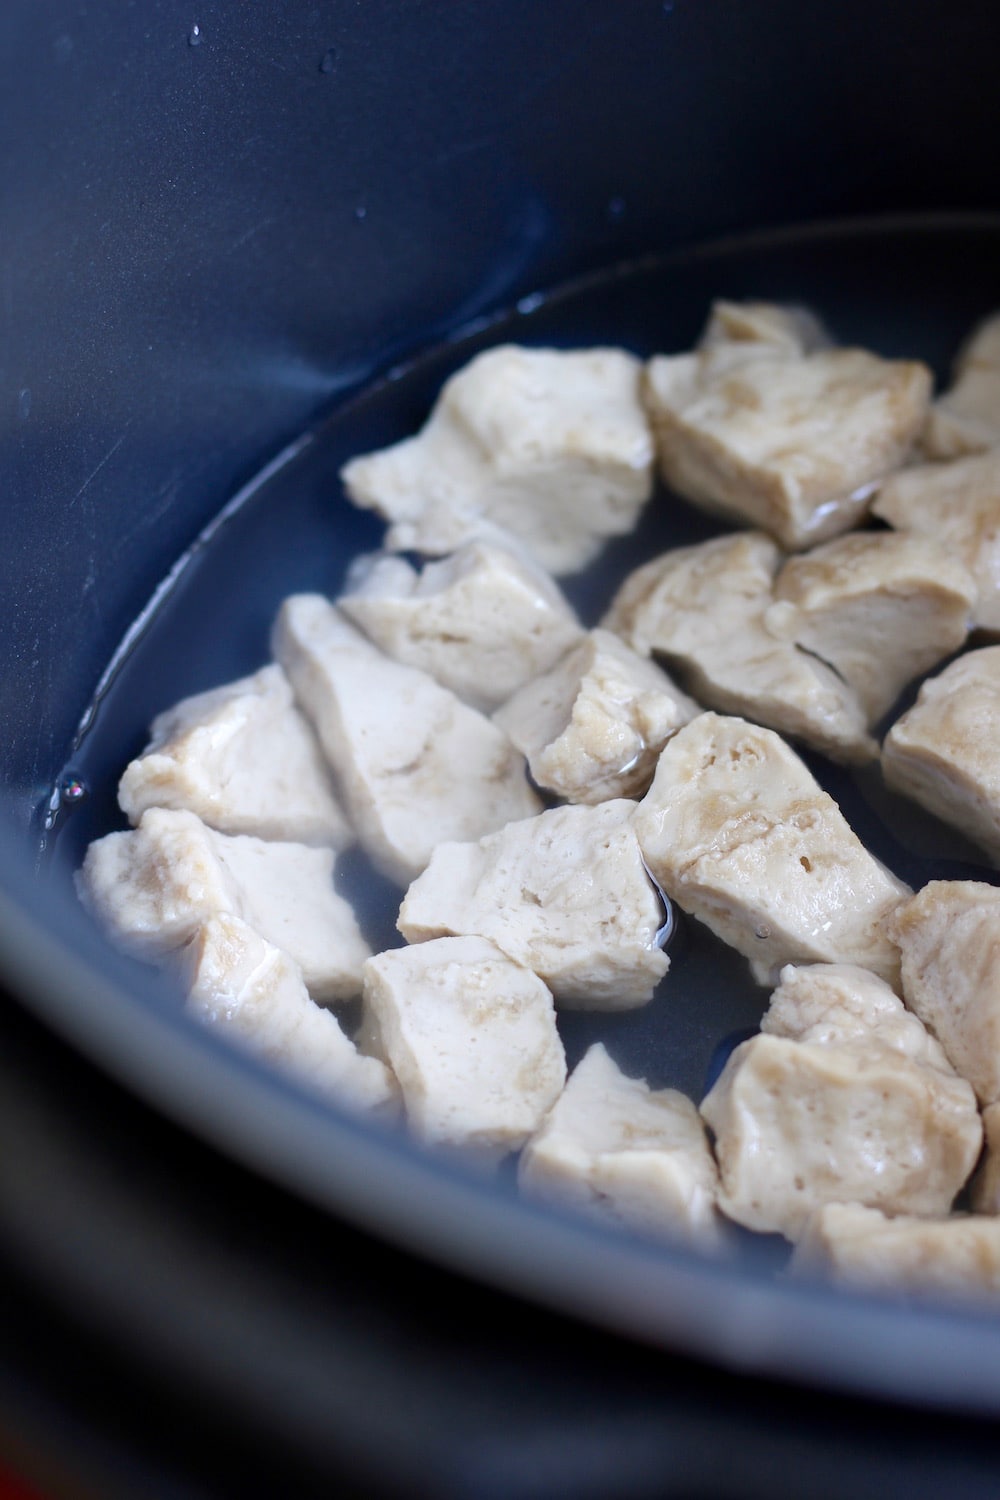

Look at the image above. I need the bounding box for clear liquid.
[50,215,1000,1121]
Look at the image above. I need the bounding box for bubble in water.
[754,923,771,940]
[17,388,31,421]
[62,775,88,804]
[319,47,337,74]
[188,24,202,46]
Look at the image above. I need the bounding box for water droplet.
[61,775,88,804]
[354,205,367,221]
[607,195,626,222]
[188,24,202,46]
[754,923,771,940]
[17,388,31,421]
[516,291,545,316]
[319,47,337,74]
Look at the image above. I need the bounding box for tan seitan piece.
[182,915,398,1115]
[77,807,370,1003]
[340,345,654,576]
[398,800,669,1010]
[792,1203,1000,1298]
[890,880,1000,1106]
[873,447,1000,632]
[519,1042,723,1248]
[642,334,931,551]
[602,532,875,764]
[697,299,829,357]
[923,312,1000,459]
[882,647,1000,866]
[701,963,982,1240]
[769,532,975,722]
[339,542,582,713]
[633,713,910,987]
[118,664,352,848]
[360,936,565,1157]
[493,627,699,804]
[272,595,540,886]
[972,1102,1000,1214]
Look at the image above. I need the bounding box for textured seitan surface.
[633,713,910,987]
[182,914,397,1115]
[520,1042,723,1247]
[494,627,698,803]
[340,345,654,575]
[701,963,982,1239]
[360,935,564,1157]
[398,799,669,1009]
[118,663,352,848]
[882,647,1000,866]
[340,541,582,713]
[273,594,540,886]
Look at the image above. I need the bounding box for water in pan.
[48,216,1000,1252]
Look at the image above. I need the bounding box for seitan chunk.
[642,331,931,551]
[182,914,397,1114]
[873,447,1000,632]
[398,799,669,1009]
[890,879,1000,1107]
[633,713,910,987]
[77,807,370,1003]
[493,627,699,803]
[272,595,540,886]
[360,935,564,1157]
[339,542,582,713]
[769,531,975,722]
[882,647,1000,865]
[701,963,982,1239]
[972,1102,1000,1215]
[340,345,654,576]
[117,664,352,848]
[923,312,1000,459]
[602,532,875,763]
[519,1042,723,1247]
[697,299,829,358]
[792,1203,1000,1298]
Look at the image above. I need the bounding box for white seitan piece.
[642,336,931,552]
[360,936,565,1157]
[398,800,669,1009]
[873,448,1000,632]
[972,1102,1000,1214]
[633,714,910,987]
[923,312,1000,459]
[602,532,875,763]
[701,963,982,1240]
[117,664,352,848]
[882,647,1000,865]
[493,627,699,803]
[698,299,830,358]
[519,1042,723,1248]
[768,532,975,723]
[339,541,582,713]
[791,1203,1000,1299]
[340,345,654,576]
[182,914,398,1115]
[77,807,370,1003]
[889,880,1000,1107]
[272,595,541,886]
